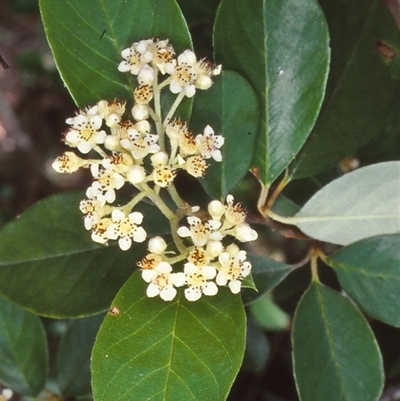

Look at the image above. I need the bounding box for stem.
[310,247,320,282]
[163,91,185,126]
[158,76,172,91]
[152,70,165,150]
[257,184,269,217]
[266,170,289,209]
[265,209,298,225]
[121,191,148,214]
[140,182,187,254]
[167,185,186,209]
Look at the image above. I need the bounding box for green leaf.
[292,282,384,401]
[242,253,293,305]
[0,296,48,396]
[91,271,245,401]
[326,234,400,327]
[293,162,400,245]
[57,313,105,397]
[191,70,259,199]
[39,0,192,106]
[250,293,290,331]
[289,0,400,179]
[213,0,330,184]
[0,191,169,318]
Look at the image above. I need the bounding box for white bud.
[234,223,258,242]
[151,151,168,166]
[127,165,146,184]
[138,65,154,85]
[148,236,167,254]
[208,200,225,220]
[105,113,121,128]
[104,135,120,151]
[135,120,151,135]
[206,240,224,258]
[196,75,212,90]
[131,104,149,121]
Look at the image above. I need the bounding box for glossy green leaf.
[57,313,105,396]
[293,162,400,245]
[0,191,169,318]
[289,0,400,179]
[326,234,400,327]
[91,271,245,401]
[213,0,330,184]
[242,253,293,305]
[292,282,384,401]
[0,296,48,396]
[39,0,192,106]
[191,70,259,198]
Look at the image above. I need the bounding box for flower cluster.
[52,37,259,303]
[139,195,258,302]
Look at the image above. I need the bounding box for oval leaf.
[0,192,169,318]
[293,162,400,245]
[39,0,191,106]
[289,0,400,179]
[91,271,245,401]
[292,282,384,401]
[326,234,400,327]
[191,70,259,199]
[213,0,330,184]
[0,296,48,396]
[242,253,293,305]
[57,314,105,396]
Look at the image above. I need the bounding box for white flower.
[216,246,252,294]
[153,165,176,187]
[121,129,159,160]
[79,198,108,230]
[142,261,185,301]
[177,216,222,247]
[195,125,224,162]
[137,253,163,270]
[169,50,197,98]
[183,262,218,301]
[106,210,147,250]
[52,152,86,173]
[65,113,106,154]
[87,164,125,204]
[187,246,211,267]
[118,39,153,75]
[101,153,134,175]
[185,155,208,177]
[224,194,246,226]
[91,218,112,244]
[134,84,154,105]
[96,99,125,128]
[152,39,176,74]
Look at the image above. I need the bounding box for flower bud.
[148,236,167,254]
[127,165,146,184]
[131,104,149,121]
[208,200,225,220]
